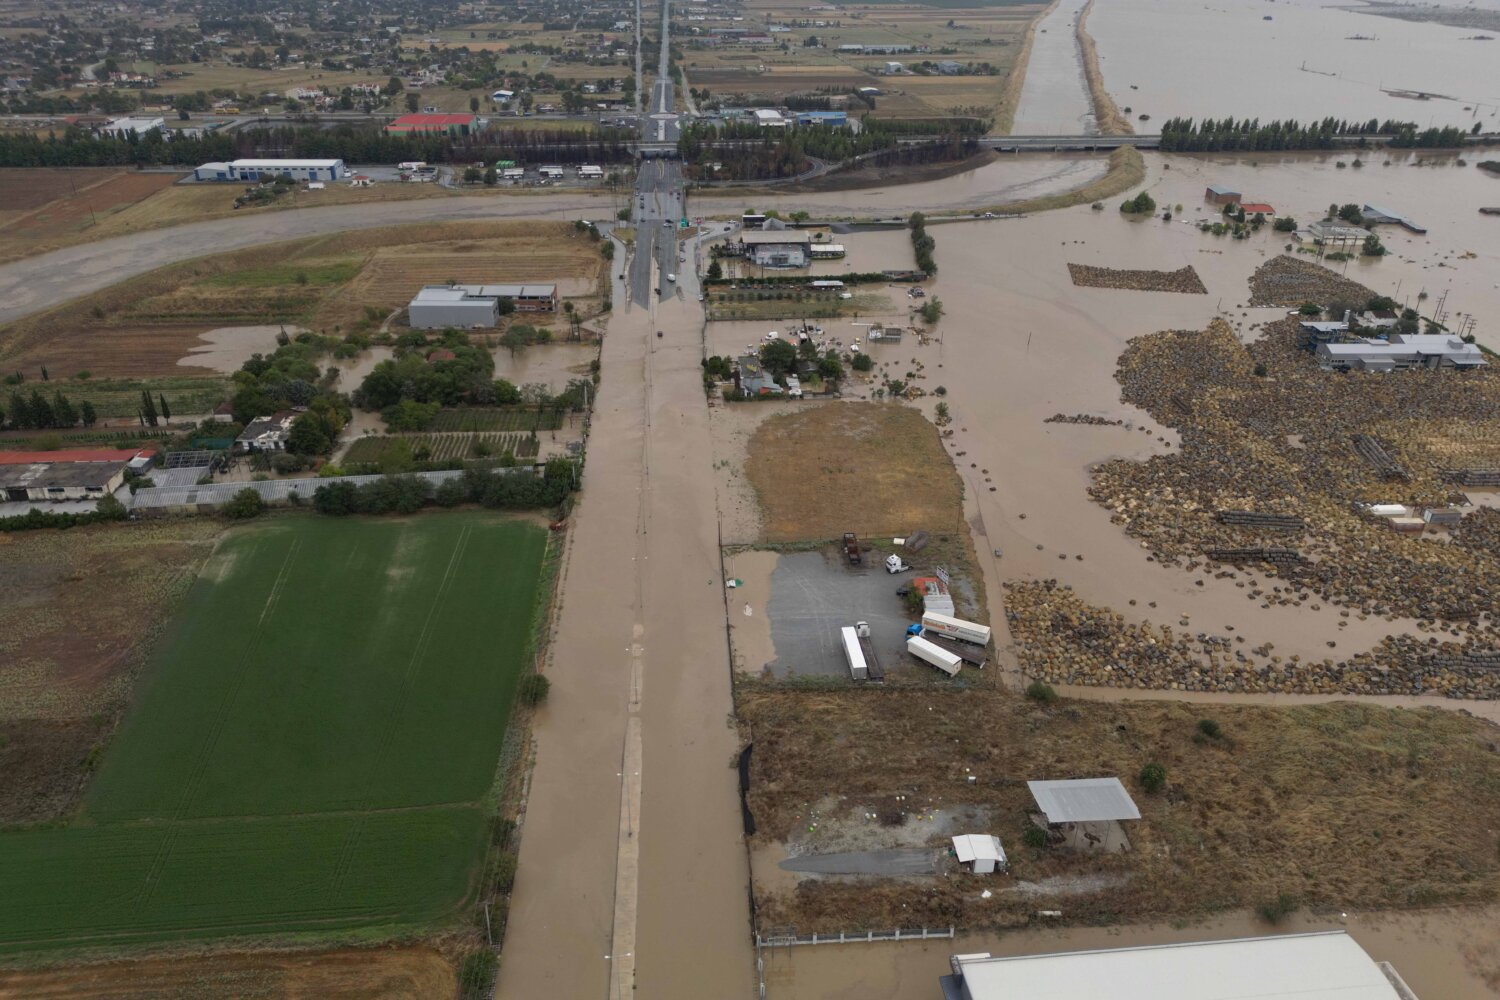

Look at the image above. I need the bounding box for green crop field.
[0,513,547,954]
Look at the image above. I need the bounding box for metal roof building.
[1028,777,1140,824]
[1361,203,1427,234]
[939,932,1417,1000]
[1317,333,1486,372]
[408,283,558,328]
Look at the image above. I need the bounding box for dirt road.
[498,240,752,995]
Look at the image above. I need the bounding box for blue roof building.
[796,110,849,127]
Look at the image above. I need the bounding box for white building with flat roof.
[740,229,811,267]
[194,159,346,182]
[752,108,787,127]
[940,932,1417,1000]
[102,115,165,136]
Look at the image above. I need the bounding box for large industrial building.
[407,284,559,328]
[1316,333,1487,372]
[939,932,1417,1000]
[194,159,346,182]
[740,230,812,268]
[0,448,150,502]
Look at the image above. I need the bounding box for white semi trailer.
[921,612,992,646]
[907,634,962,677]
[841,625,869,681]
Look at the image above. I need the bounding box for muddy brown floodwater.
[1089,0,1500,134]
[498,243,751,998]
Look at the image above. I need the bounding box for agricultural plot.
[50,376,230,418]
[0,513,548,953]
[344,431,541,468]
[430,407,565,432]
[0,221,596,380]
[0,170,185,265]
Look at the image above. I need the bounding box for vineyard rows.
[344,432,540,467]
[430,408,563,432]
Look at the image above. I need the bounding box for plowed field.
[0,946,455,1000]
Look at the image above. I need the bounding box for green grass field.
[0,513,547,954]
[429,407,564,432]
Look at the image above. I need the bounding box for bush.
[1197,718,1222,740]
[518,673,551,706]
[1274,216,1298,233]
[1119,191,1157,214]
[1024,680,1057,704]
[1257,892,1298,924]
[489,851,518,892]
[1298,302,1322,316]
[1021,823,1048,850]
[222,487,265,520]
[490,816,517,848]
[1139,761,1167,793]
[458,950,498,1000]
[434,477,468,507]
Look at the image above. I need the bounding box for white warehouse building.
[194,158,347,182]
[940,932,1418,1000]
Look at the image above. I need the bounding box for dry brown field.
[0,521,222,825]
[740,687,1500,933]
[744,402,964,542]
[0,946,456,999]
[0,221,606,378]
[0,170,183,257]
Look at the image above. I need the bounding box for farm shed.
[0,448,145,502]
[950,834,1006,874]
[1027,777,1140,853]
[940,931,1417,1000]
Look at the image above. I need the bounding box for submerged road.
[498,106,753,998]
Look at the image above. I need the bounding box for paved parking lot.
[765,549,917,678]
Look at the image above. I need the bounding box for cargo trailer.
[907,634,961,677]
[921,612,992,646]
[841,626,868,680]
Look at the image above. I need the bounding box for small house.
[236,413,296,453]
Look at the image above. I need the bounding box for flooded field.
[1089,0,1500,133]
[758,904,1500,999]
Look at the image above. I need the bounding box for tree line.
[4,388,99,430]
[909,212,936,276]
[0,123,635,168]
[311,463,577,517]
[1157,116,1473,152]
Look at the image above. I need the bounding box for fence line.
[757,926,954,949]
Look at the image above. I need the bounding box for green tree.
[222,487,266,519]
[469,95,480,114]
[1362,233,1387,257]
[850,352,873,372]
[385,75,404,95]
[706,259,723,280]
[759,338,798,375]
[158,393,171,421]
[1139,761,1167,794]
[518,673,551,705]
[405,92,420,113]
[52,391,76,427]
[140,389,159,427]
[483,167,498,186]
